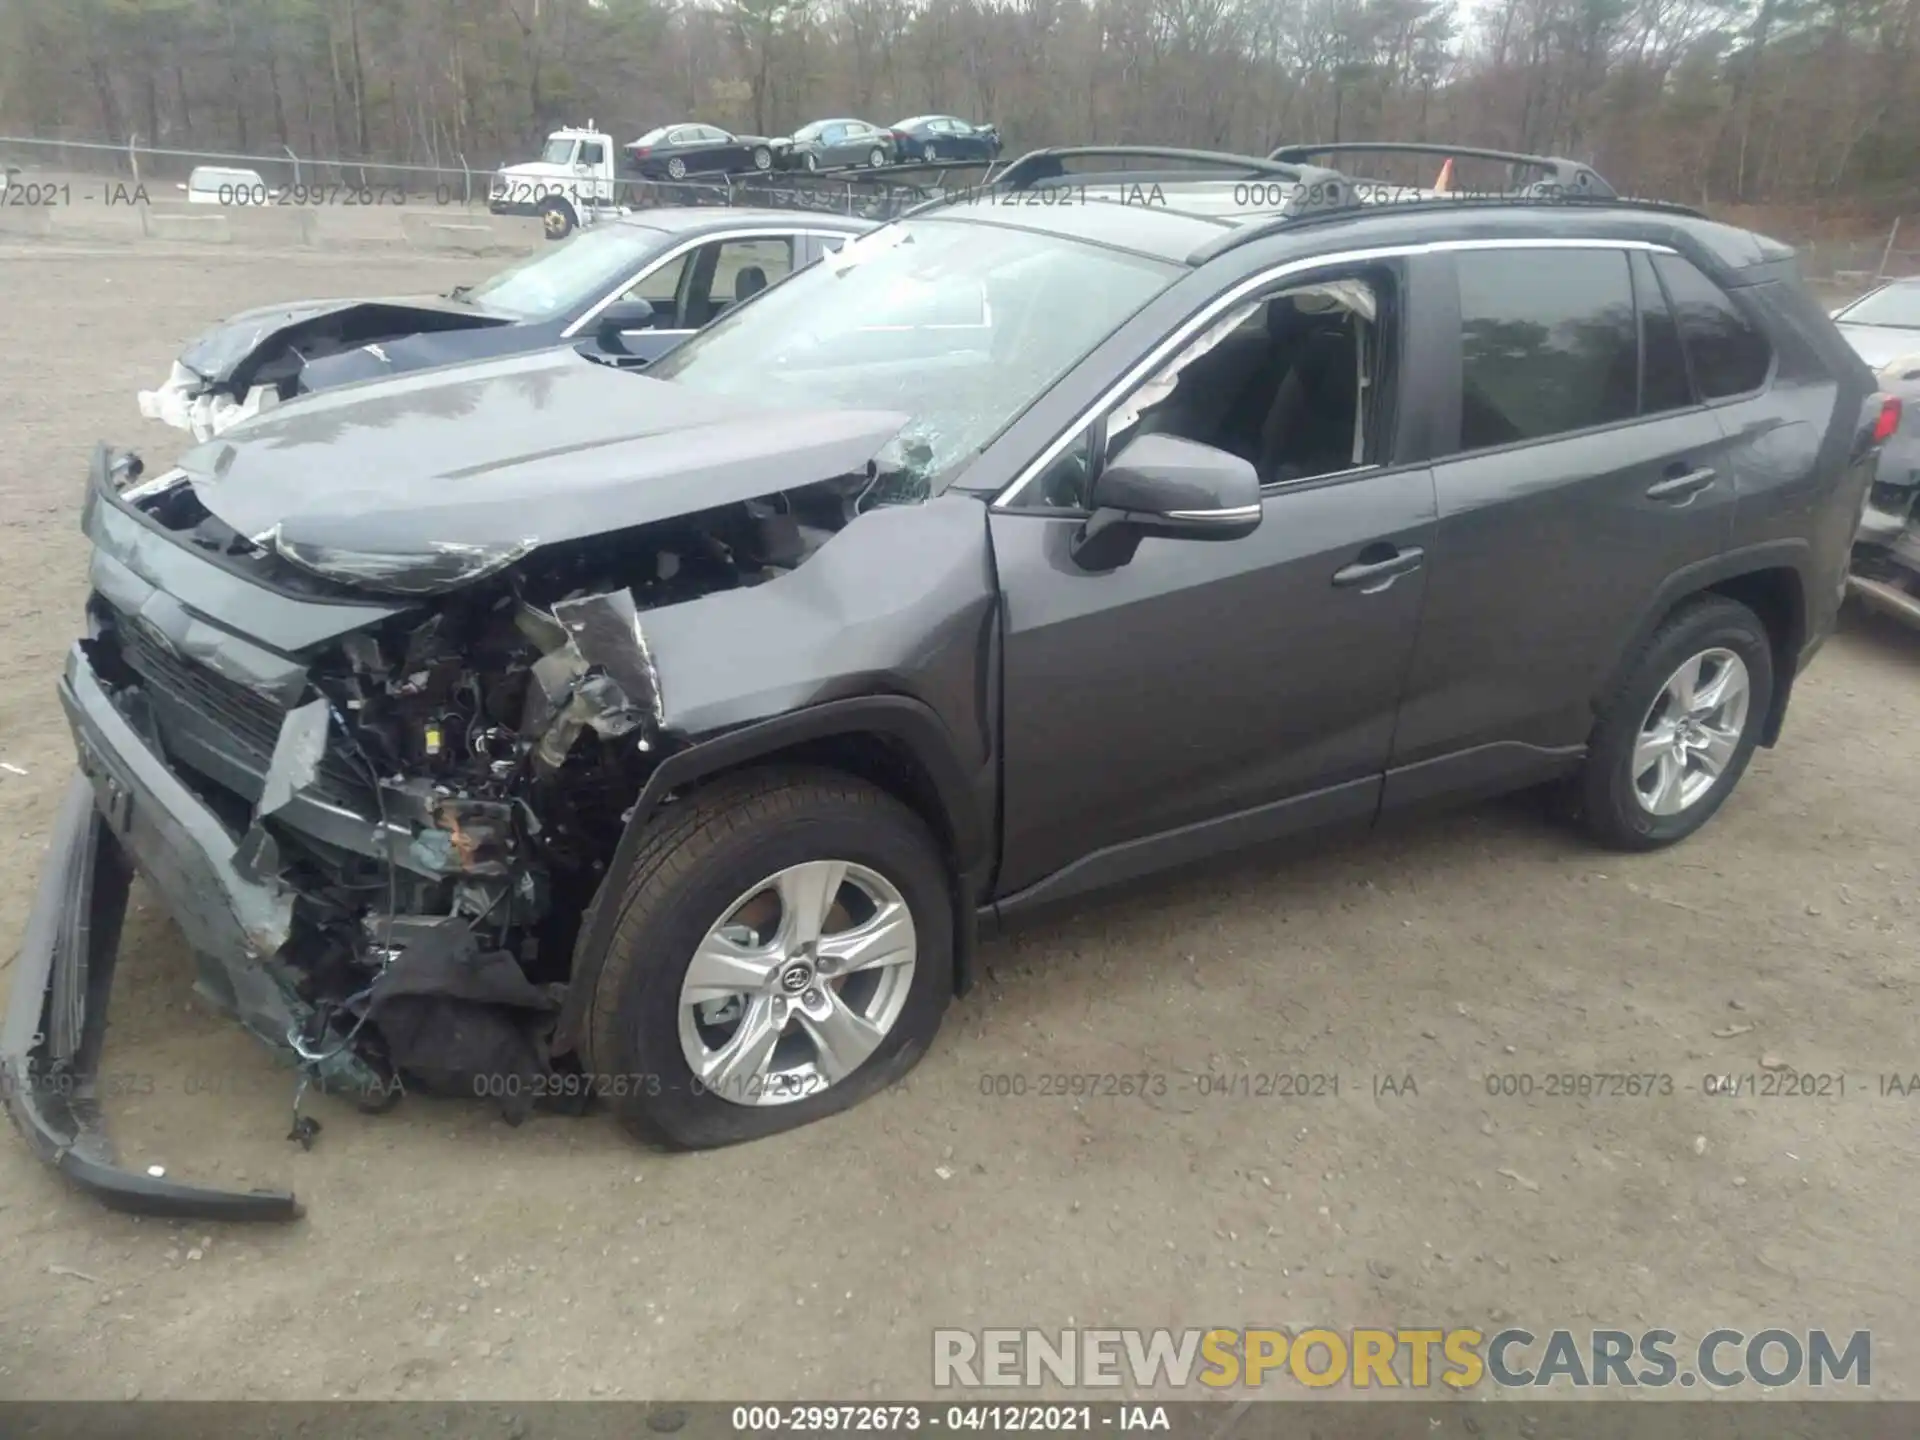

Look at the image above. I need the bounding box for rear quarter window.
[1651,253,1773,398]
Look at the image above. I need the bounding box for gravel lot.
[0,237,1916,1403]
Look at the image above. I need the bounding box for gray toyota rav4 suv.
[6,143,1892,1219]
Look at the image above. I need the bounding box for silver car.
[1835,280,1920,624]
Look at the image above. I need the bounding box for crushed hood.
[178,295,505,386]
[296,323,563,393]
[181,345,910,580]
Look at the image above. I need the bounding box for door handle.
[1646,465,1717,503]
[1332,546,1425,592]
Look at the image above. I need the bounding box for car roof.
[612,206,871,236]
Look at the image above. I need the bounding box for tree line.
[2,0,1915,213]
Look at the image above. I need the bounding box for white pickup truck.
[488,124,624,240]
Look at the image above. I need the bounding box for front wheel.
[538,196,577,241]
[752,146,773,171]
[585,769,953,1148]
[804,152,820,173]
[869,147,888,168]
[1575,596,1775,851]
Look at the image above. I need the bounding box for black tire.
[752,146,773,171]
[538,196,576,241]
[584,767,953,1149]
[869,147,887,168]
[666,157,687,180]
[1576,596,1775,851]
[804,151,820,172]
[923,144,939,163]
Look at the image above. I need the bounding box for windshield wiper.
[444,284,474,303]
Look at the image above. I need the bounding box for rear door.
[1386,242,1740,805]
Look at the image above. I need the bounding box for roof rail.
[1265,141,1616,200]
[998,144,1344,194]
[886,145,1363,224]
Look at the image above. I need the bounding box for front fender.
[552,695,992,1054]
[551,492,1002,1052]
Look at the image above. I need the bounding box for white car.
[178,165,278,206]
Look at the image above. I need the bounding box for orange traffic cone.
[1433,157,1455,193]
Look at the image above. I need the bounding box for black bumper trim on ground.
[2,741,304,1221]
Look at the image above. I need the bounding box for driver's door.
[986,262,1438,905]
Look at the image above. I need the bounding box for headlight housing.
[269,527,534,595]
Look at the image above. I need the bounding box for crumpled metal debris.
[523,588,665,770]
[137,360,273,440]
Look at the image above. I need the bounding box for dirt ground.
[0,236,1917,1404]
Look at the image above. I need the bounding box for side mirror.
[1071,433,1261,570]
[596,297,657,351]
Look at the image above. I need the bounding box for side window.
[714,236,793,296]
[1651,253,1772,399]
[687,236,796,326]
[577,141,604,168]
[622,251,692,325]
[1016,271,1389,511]
[1031,428,1097,510]
[1632,250,1692,415]
[1454,248,1636,451]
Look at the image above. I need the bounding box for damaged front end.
[8,408,934,1217]
[137,298,510,440]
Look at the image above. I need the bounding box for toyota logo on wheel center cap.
[779,962,815,994]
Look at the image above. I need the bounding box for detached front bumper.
[1,650,304,1221]
[1849,470,1920,627]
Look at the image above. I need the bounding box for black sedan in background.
[625,123,778,179]
[774,118,897,171]
[136,210,870,438]
[888,115,1002,163]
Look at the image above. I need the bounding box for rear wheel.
[666,156,688,181]
[868,147,888,168]
[752,146,773,171]
[585,769,953,1148]
[923,143,939,163]
[1575,596,1774,851]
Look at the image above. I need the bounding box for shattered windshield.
[463,222,672,321]
[1839,282,1920,330]
[644,218,1180,490]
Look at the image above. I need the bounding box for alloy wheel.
[1631,648,1751,816]
[676,860,917,1107]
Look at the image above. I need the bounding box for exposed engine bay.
[86,458,916,1126]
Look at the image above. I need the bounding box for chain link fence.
[0,133,973,222]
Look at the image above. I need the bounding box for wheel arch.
[1602,543,1810,749]
[553,696,992,1055]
